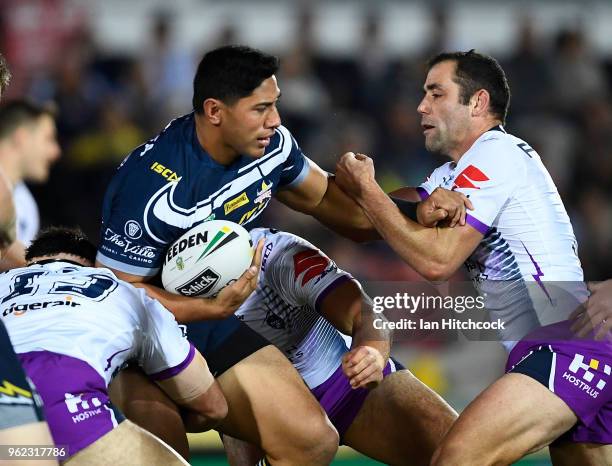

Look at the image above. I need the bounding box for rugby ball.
[162,220,253,297]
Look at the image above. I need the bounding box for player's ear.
[470,89,490,118]
[203,98,223,126]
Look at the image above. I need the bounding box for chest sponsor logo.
[151,161,180,182]
[103,228,156,262]
[2,296,80,317]
[224,192,250,215]
[452,165,489,190]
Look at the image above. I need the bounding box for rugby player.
[336,50,611,465]
[97,45,468,464]
[0,100,61,270]
[1,227,228,464]
[0,52,57,464]
[214,228,457,465]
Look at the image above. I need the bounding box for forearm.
[311,177,379,241]
[357,184,452,280]
[134,283,225,323]
[351,299,391,362]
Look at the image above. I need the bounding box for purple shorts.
[507,326,612,444]
[18,351,123,457]
[311,358,401,439]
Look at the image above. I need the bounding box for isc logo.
[151,162,180,182]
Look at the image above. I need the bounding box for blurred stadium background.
[2,0,611,464]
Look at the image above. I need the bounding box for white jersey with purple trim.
[418,126,586,344]
[0,262,192,385]
[236,229,353,389]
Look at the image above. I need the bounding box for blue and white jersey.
[236,229,353,389]
[97,113,310,277]
[0,262,192,386]
[418,126,587,344]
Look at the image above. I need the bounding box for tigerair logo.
[2,297,80,317]
[196,226,240,263]
[0,380,34,406]
[562,353,610,399]
[151,162,180,182]
[224,192,250,215]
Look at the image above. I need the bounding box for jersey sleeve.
[452,139,524,234]
[276,127,310,189]
[262,231,354,311]
[417,164,452,200]
[96,145,173,278]
[136,292,195,380]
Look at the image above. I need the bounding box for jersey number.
[1,270,118,304]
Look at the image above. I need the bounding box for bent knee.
[270,416,339,465]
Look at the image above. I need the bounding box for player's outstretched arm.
[336,153,483,281]
[276,157,379,242]
[320,279,391,389]
[98,240,264,322]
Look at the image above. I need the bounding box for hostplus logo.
[64,392,103,423]
[562,353,610,399]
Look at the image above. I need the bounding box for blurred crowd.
[1,2,611,282]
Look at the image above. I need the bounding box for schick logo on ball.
[178,268,220,296]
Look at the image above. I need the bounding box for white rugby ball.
[162,220,253,297]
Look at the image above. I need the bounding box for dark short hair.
[0,53,10,96]
[192,45,279,112]
[25,227,97,264]
[427,50,511,124]
[0,99,57,140]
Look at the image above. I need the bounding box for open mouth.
[422,124,435,133]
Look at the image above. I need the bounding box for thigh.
[108,366,189,460]
[343,369,457,466]
[440,373,577,465]
[65,420,188,466]
[216,345,334,452]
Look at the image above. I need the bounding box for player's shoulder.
[468,127,530,171]
[474,127,529,159]
[118,113,194,171]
